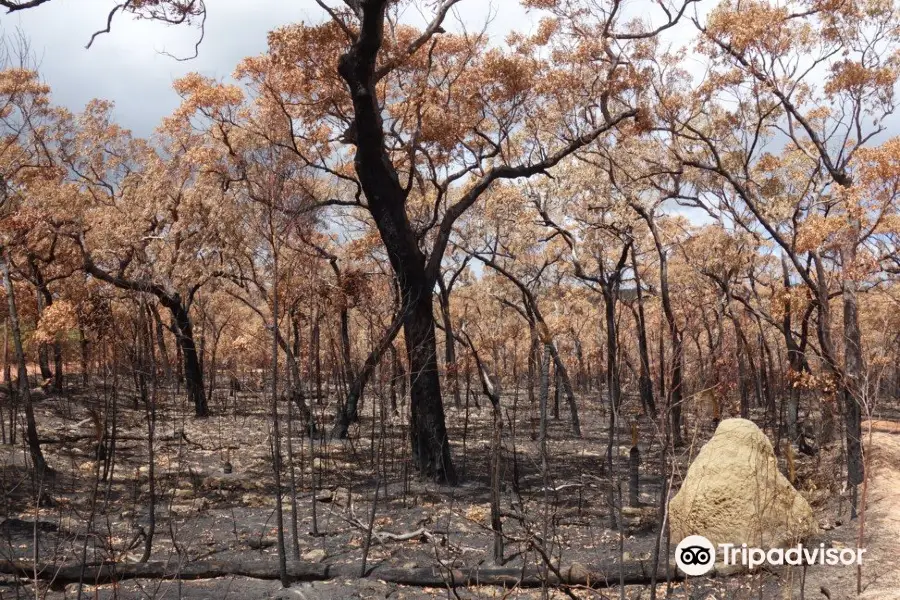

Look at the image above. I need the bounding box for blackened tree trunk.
[813,253,837,444]
[270,326,312,425]
[732,315,750,419]
[757,325,777,422]
[1,249,46,474]
[842,221,865,518]
[461,330,503,564]
[149,304,173,382]
[631,247,656,414]
[473,254,581,436]
[339,292,355,391]
[35,289,52,382]
[633,206,683,446]
[82,255,208,417]
[527,329,538,406]
[205,320,225,410]
[26,263,54,385]
[269,248,289,588]
[437,277,461,409]
[161,297,207,417]
[546,343,580,434]
[660,258,684,447]
[404,285,456,482]
[552,364,560,420]
[53,342,63,392]
[3,318,10,385]
[572,332,586,392]
[780,256,810,442]
[332,308,404,439]
[603,286,622,468]
[334,0,633,481]
[79,324,89,386]
[312,312,323,405]
[337,2,455,483]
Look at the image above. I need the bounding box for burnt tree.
[81,254,209,417]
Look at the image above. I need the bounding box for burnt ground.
[0,381,893,599]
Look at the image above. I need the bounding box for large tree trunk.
[161,298,207,418]
[338,4,455,482]
[404,285,456,483]
[1,250,46,474]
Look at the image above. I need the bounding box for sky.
[5,0,539,136]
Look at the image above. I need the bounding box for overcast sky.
[7,1,895,148]
[6,0,538,136]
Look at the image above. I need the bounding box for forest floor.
[0,381,896,599]
[800,422,900,600]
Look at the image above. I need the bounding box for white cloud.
[6,0,536,135]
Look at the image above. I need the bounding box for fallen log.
[862,419,900,434]
[0,559,333,590]
[0,557,692,590]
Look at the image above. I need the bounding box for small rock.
[121,510,135,520]
[174,488,193,499]
[122,551,144,563]
[302,548,327,563]
[566,562,591,581]
[241,493,273,508]
[248,536,276,549]
[621,506,653,518]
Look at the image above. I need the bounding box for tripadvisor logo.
[675,535,867,576]
[675,535,716,576]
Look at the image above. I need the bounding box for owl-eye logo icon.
[675,535,716,576]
